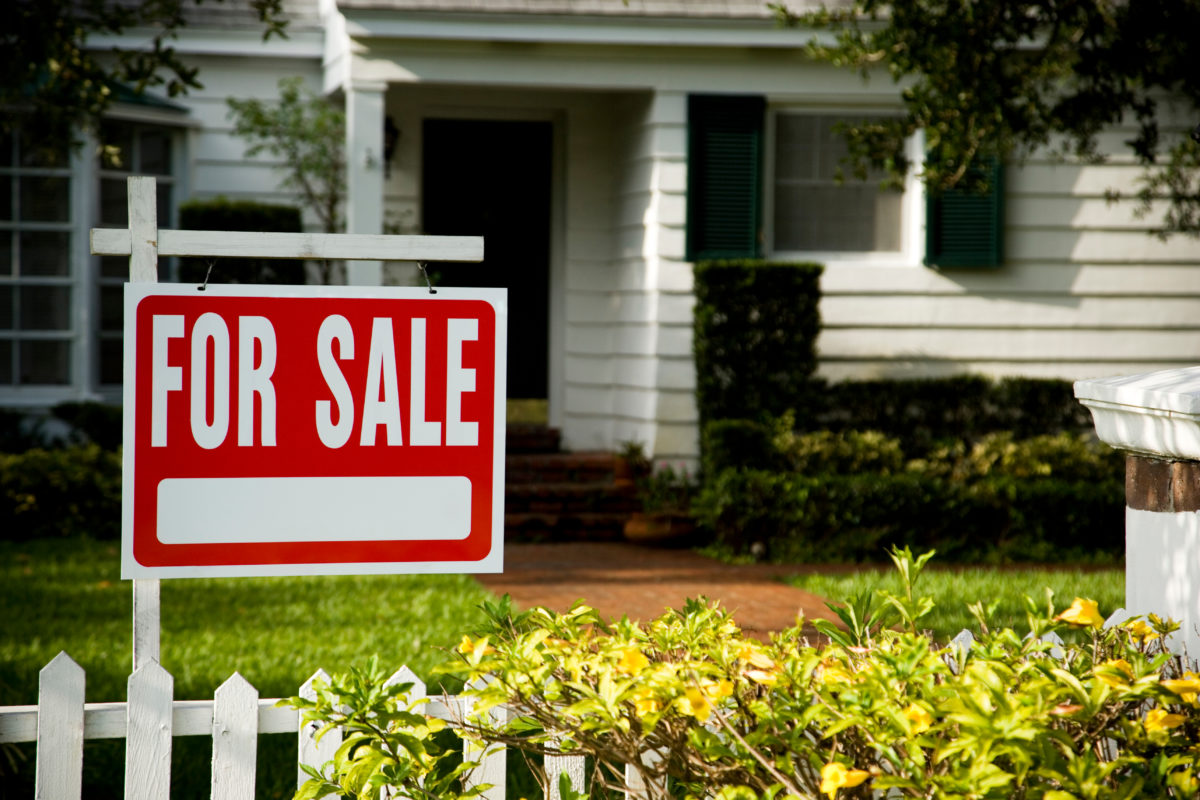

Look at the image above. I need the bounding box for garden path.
[478,543,848,639]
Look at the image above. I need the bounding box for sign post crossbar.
[92,176,487,672]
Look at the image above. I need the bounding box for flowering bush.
[287,549,1200,800]
[443,548,1200,800]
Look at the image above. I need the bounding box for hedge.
[692,260,822,427]
[0,445,122,540]
[178,197,306,285]
[693,468,1124,564]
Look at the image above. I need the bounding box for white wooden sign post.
[91,176,495,671]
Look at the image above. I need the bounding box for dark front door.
[422,118,553,400]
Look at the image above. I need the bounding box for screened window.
[0,127,74,385]
[96,120,176,386]
[771,112,904,254]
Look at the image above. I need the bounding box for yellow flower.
[457,635,494,655]
[632,688,660,716]
[615,646,649,674]
[1055,597,1104,628]
[1095,658,1134,688]
[737,644,777,670]
[1162,672,1200,705]
[820,762,870,798]
[706,679,734,700]
[680,687,712,721]
[1145,707,1187,733]
[1127,618,1160,643]
[902,703,933,734]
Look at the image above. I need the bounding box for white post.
[345,81,386,286]
[127,176,161,672]
[1075,367,1200,659]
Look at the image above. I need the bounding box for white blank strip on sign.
[156,476,472,544]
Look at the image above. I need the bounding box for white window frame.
[0,106,190,409]
[764,105,926,268]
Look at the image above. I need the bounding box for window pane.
[19,339,70,384]
[772,112,903,253]
[0,176,11,220]
[100,337,123,385]
[18,285,71,331]
[157,183,172,226]
[20,231,70,276]
[0,130,12,167]
[19,128,69,168]
[19,176,70,222]
[141,128,172,175]
[100,178,127,226]
[100,284,123,331]
[0,286,12,328]
[100,255,128,278]
[0,342,10,384]
[0,231,11,276]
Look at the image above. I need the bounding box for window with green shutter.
[686,94,765,261]
[924,158,1004,269]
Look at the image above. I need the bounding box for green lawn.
[788,565,1126,642]
[0,537,496,799]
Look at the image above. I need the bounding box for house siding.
[814,119,1200,384]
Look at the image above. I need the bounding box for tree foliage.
[773,0,1200,236]
[226,77,345,237]
[3,0,286,157]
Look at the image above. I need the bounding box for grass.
[0,537,497,799]
[788,565,1125,642]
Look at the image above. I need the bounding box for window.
[0,116,180,401]
[95,120,177,387]
[0,127,74,386]
[769,111,906,256]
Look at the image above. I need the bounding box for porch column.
[1075,367,1200,658]
[345,80,385,286]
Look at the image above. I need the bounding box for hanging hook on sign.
[197,259,216,291]
[417,262,438,295]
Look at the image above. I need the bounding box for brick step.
[504,512,630,543]
[506,481,638,514]
[506,424,561,454]
[505,451,619,484]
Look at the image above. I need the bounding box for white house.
[4,0,1199,462]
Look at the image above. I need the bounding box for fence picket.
[297,669,337,790]
[35,651,86,800]
[463,678,507,800]
[545,753,586,800]
[125,661,174,800]
[386,665,425,700]
[211,673,259,800]
[624,750,662,800]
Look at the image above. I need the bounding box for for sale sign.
[122,284,506,578]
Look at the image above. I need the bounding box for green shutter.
[925,158,1004,269]
[686,95,765,261]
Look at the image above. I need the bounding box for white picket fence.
[0,611,1147,799]
[0,651,521,800]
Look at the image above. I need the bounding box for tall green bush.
[692,260,822,427]
[0,445,121,540]
[178,197,305,285]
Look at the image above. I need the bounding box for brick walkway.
[478,542,846,639]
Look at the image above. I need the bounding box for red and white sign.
[122,284,506,578]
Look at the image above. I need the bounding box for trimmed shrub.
[0,445,122,540]
[692,467,1124,563]
[178,197,306,285]
[798,375,1094,454]
[692,260,822,427]
[699,418,781,477]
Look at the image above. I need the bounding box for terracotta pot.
[613,456,649,488]
[623,512,695,547]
